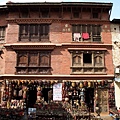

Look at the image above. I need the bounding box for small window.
[93,12,98,19]
[40,54,49,66]
[73,12,79,18]
[41,8,49,18]
[83,53,92,63]
[21,9,29,18]
[0,27,5,41]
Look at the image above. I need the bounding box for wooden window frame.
[41,8,49,18]
[19,24,49,42]
[73,11,79,18]
[71,51,106,74]
[16,51,51,75]
[92,12,99,19]
[0,27,5,42]
[72,24,101,42]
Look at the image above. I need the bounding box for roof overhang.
[6,2,113,10]
[4,43,56,50]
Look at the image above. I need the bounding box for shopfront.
[0,79,115,119]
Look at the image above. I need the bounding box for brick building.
[0,1,115,119]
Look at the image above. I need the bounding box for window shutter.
[29,53,38,66]
[18,53,27,66]
[40,54,49,66]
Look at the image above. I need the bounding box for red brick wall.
[0,9,114,75]
[0,49,5,75]
[51,47,71,75]
[6,24,19,43]
[105,49,114,74]
[4,50,16,74]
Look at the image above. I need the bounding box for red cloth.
[118,109,120,113]
[82,33,89,39]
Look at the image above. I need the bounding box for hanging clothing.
[82,33,89,40]
[19,89,23,97]
[73,33,81,41]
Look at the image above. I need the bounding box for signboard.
[53,83,62,101]
[28,108,36,118]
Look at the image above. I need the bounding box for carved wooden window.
[73,12,79,18]
[20,9,29,18]
[73,54,81,66]
[71,51,105,74]
[94,53,103,66]
[16,51,51,75]
[29,52,38,67]
[72,24,101,42]
[19,24,49,42]
[17,53,28,67]
[40,54,49,67]
[0,27,5,42]
[41,8,49,18]
[92,12,98,19]
[30,25,39,36]
[95,56,102,64]
[20,25,29,37]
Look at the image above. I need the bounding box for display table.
[0,108,23,120]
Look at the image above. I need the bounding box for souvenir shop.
[0,79,115,119]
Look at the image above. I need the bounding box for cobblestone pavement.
[101,116,114,120]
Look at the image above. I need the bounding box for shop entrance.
[85,88,94,112]
[27,87,37,108]
[42,88,53,103]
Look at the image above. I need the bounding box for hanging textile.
[82,33,89,40]
[73,33,81,41]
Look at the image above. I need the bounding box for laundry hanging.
[73,33,81,41]
[82,33,89,40]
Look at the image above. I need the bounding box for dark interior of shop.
[85,88,94,112]
[27,87,37,108]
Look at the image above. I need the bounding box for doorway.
[85,88,94,112]
[42,88,53,103]
[27,87,37,108]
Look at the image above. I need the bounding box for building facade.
[111,19,120,110]
[0,1,115,118]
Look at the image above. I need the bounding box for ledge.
[0,74,114,80]
[4,43,56,50]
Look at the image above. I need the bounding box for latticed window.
[16,51,51,74]
[41,8,49,18]
[72,24,101,42]
[0,27,5,42]
[19,24,49,42]
[70,51,105,74]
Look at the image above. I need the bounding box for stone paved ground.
[100,115,114,120]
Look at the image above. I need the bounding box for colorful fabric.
[82,33,89,39]
[73,33,81,41]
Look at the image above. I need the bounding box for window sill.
[71,66,105,68]
[16,66,51,68]
[70,72,107,75]
[72,41,102,43]
[15,73,52,75]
